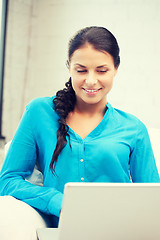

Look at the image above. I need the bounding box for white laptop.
[37,182,160,240]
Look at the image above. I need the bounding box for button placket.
[79,140,85,182]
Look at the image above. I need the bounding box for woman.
[0,26,159,236]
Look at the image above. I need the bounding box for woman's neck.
[74,98,107,117]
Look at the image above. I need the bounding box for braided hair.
[49,78,76,172]
[49,26,120,172]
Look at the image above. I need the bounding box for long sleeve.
[0,103,63,217]
[129,121,160,183]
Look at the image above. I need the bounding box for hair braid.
[49,78,76,172]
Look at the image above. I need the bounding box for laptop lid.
[58,182,160,240]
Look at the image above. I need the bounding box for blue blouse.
[0,96,159,220]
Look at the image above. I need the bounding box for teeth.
[85,89,98,92]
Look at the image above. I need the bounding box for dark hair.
[68,26,120,68]
[49,26,120,172]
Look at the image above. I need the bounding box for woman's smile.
[82,88,102,96]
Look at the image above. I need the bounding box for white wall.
[0,0,2,35]
[2,0,160,141]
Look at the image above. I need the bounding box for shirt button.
[81,177,84,181]
[80,159,84,162]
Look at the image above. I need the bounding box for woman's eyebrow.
[74,64,109,68]
[97,65,109,68]
[74,63,86,68]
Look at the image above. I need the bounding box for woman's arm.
[129,121,160,183]
[0,101,63,217]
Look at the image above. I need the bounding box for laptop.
[37,182,160,240]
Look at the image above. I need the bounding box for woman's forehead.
[70,44,114,67]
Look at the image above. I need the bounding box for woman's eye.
[97,70,107,73]
[76,69,87,73]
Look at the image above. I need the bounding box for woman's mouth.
[82,88,101,95]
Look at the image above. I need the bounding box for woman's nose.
[85,73,97,86]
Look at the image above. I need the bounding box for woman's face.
[69,43,118,108]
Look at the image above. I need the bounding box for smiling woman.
[51,26,120,169]
[66,43,118,139]
[0,26,159,235]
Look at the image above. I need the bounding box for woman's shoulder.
[24,96,58,121]
[26,96,55,111]
[111,104,147,131]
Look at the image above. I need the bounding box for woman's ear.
[66,60,69,69]
[114,67,118,77]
